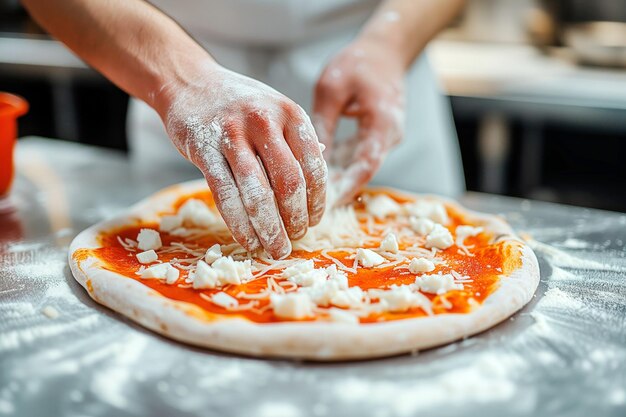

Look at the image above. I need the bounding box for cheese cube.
[283,260,327,287]
[409,217,435,236]
[414,273,463,295]
[408,257,435,274]
[211,292,239,309]
[137,228,162,251]
[375,285,428,313]
[270,293,314,319]
[356,248,385,268]
[328,308,359,324]
[179,199,215,227]
[193,260,219,289]
[330,287,364,309]
[204,243,222,265]
[404,201,449,225]
[141,262,172,279]
[425,224,454,250]
[379,233,399,253]
[211,257,252,285]
[301,280,342,307]
[165,266,180,284]
[136,250,158,264]
[283,260,315,279]
[365,195,401,219]
[326,265,348,289]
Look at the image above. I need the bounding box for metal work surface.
[1,138,625,417]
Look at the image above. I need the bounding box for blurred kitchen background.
[1,0,625,211]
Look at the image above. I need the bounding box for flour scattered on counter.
[539,288,585,311]
[0,314,100,351]
[548,265,577,282]
[257,402,302,417]
[0,302,36,319]
[530,312,549,331]
[333,354,520,414]
[559,238,591,249]
[529,239,622,271]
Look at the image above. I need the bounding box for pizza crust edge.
[68,180,540,361]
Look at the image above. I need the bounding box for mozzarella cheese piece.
[300,264,351,306]
[192,257,252,289]
[165,266,180,284]
[159,215,183,232]
[292,269,328,287]
[283,260,315,278]
[136,249,158,264]
[211,256,253,285]
[282,260,328,287]
[414,273,463,295]
[425,224,454,250]
[379,233,399,253]
[408,257,435,274]
[456,225,484,246]
[179,198,216,227]
[193,260,218,289]
[204,243,222,265]
[302,280,344,307]
[270,293,314,319]
[330,287,364,309]
[409,217,435,236]
[140,262,178,284]
[211,292,239,309]
[404,200,449,225]
[325,265,348,289]
[365,195,401,219]
[371,285,431,313]
[137,228,162,251]
[356,248,386,268]
[328,308,359,324]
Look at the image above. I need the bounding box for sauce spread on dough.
[75,190,522,324]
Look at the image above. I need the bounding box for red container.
[0,93,28,198]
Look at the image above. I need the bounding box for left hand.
[313,38,406,204]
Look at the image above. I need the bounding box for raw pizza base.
[68,180,540,361]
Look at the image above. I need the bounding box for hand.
[313,39,406,204]
[158,62,327,259]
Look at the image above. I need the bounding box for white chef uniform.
[128,0,465,196]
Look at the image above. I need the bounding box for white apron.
[129,0,465,196]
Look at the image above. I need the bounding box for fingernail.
[290,226,308,240]
[276,240,293,260]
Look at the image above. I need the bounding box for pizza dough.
[68,180,539,360]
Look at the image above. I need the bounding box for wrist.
[351,34,409,72]
[150,52,222,118]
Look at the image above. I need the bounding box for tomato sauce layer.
[75,190,522,324]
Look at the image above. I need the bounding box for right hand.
[156,61,328,259]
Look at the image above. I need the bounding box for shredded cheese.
[123,189,492,320]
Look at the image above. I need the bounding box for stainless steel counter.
[1,138,625,417]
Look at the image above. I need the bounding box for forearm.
[358,0,465,69]
[21,0,214,111]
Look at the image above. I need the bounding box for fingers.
[334,104,400,204]
[187,138,262,253]
[247,111,309,240]
[335,132,386,205]
[221,125,291,259]
[312,68,352,151]
[284,107,328,227]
